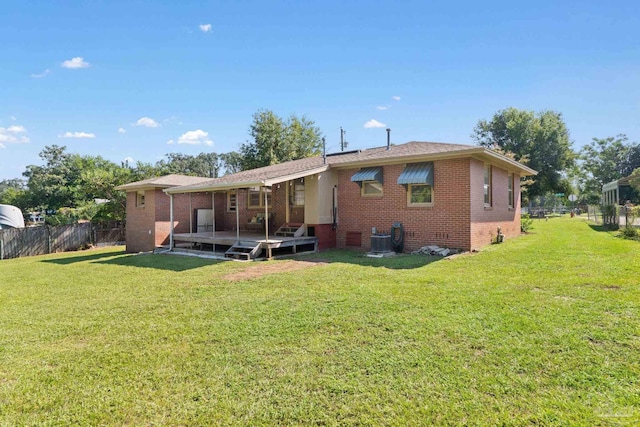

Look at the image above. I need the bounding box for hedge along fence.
[587,204,640,228]
[0,222,125,260]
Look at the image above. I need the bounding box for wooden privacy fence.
[0,223,125,260]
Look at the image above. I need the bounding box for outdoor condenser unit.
[370,234,392,253]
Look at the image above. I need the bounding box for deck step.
[274,223,306,238]
[225,241,261,260]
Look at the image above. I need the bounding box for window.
[247,186,272,208]
[351,167,383,197]
[508,173,514,208]
[227,191,237,212]
[408,184,433,206]
[362,180,383,197]
[484,165,492,207]
[136,190,145,207]
[290,179,305,206]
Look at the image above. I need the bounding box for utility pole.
[340,127,348,151]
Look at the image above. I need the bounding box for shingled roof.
[115,174,211,191]
[162,141,536,194]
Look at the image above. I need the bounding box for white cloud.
[166,139,175,145]
[31,69,50,78]
[376,106,389,110]
[0,125,30,145]
[60,131,96,139]
[123,156,134,165]
[134,117,160,128]
[392,96,401,101]
[118,127,126,134]
[7,125,26,133]
[177,129,212,145]
[364,119,386,129]
[61,57,90,69]
[10,116,16,121]
[199,24,212,33]
[0,142,5,149]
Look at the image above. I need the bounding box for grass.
[0,217,639,425]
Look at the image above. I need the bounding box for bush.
[621,226,639,239]
[521,214,534,233]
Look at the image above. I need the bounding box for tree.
[472,108,575,198]
[158,152,223,178]
[240,110,322,170]
[23,145,80,211]
[219,151,243,175]
[0,178,28,208]
[578,135,640,202]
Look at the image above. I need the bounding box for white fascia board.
[164,180,264,194]
[263,166,330,186]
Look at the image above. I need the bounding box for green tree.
[23,145,80,211]
[578,135,640,203]
[240,110,322,170]
[219,151,243,175]
[158,152,223,178]
[472,108,575,198]
[0,179,28,209]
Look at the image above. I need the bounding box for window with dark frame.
[508,173,514,208]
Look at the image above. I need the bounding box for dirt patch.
[223,260,328,281]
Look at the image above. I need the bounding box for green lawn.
[1,217,639,425]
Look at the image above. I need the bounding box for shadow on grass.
[41,247,442,271]
[297,249,445,270]
[43,250,222,272]
[42,250,128,265]
[96,253,224,272]
[588,223,618,233]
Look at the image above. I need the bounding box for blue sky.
[1,0,639,180]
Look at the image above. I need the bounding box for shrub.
[521,214,534,233]
[621,226,639,239]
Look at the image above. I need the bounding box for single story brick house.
[116,141,536,256]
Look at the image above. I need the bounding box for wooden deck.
[171,231,318,259]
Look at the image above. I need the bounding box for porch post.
[189,193,193,236]
[265,186,271,259]
[285,181,290,224]
[235,187,240,241]
[211,192,216,238]
[264,186,269,243]
[169,193,174,250]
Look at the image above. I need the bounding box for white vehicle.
[0,204,25,229]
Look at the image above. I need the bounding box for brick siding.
[336,158,522,252]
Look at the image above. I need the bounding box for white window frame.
[247,187,272,209]
[361,180,383,197]
[227,191,237,212]
[484,165,492,207]
[136,190,145,208]
[291,179,305,207]
[407,183,433,207]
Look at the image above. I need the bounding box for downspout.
[189,193,193,236]
[169,194,174,250]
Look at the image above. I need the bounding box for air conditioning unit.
[370,234,391,253]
